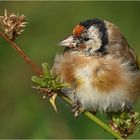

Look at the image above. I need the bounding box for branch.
[0,31,42,75]
[0,31,124,140]
[59,94,124,140]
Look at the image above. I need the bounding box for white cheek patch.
[85,26,102,52]
[86,40,100,50]
[88,26,98,38]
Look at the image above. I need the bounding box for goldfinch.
[53,18,140,115]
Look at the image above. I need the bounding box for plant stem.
[0,31,42,75]
[84,112,124,140]
[0,31,124,140]
[59,94,124,140]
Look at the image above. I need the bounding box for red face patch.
[73,24,85,37]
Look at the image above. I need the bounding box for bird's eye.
[84,37,89,41]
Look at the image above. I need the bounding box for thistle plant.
[0,10,139,139]
[32,63,68,111]
[0,9,27,40]
[108,111,139,138]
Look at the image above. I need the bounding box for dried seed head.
[0,9,27,40]
[108,111,140,138]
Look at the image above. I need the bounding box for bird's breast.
[53,52,140,111]
[54,53,123,93]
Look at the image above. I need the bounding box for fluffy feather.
[53,18,140,112]
[53,53,140,112]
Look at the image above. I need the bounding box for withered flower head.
[0,9,27,40]
[109,111,139,138]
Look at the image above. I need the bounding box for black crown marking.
[80,18,108,53]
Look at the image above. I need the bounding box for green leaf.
[31,76,44,86]
[32,62,70,92]
[42,63,50,72]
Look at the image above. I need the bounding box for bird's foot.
[72,102,85,117]
[89,110,97,115]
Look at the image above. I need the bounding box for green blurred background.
[0,1,140,139]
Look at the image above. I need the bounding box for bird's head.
[58,18,110,55]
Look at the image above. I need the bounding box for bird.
[52,18,140,116]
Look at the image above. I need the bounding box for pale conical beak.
[58,35,76,47]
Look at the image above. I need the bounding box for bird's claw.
[90,110,97,115]
[72,102,85,117]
